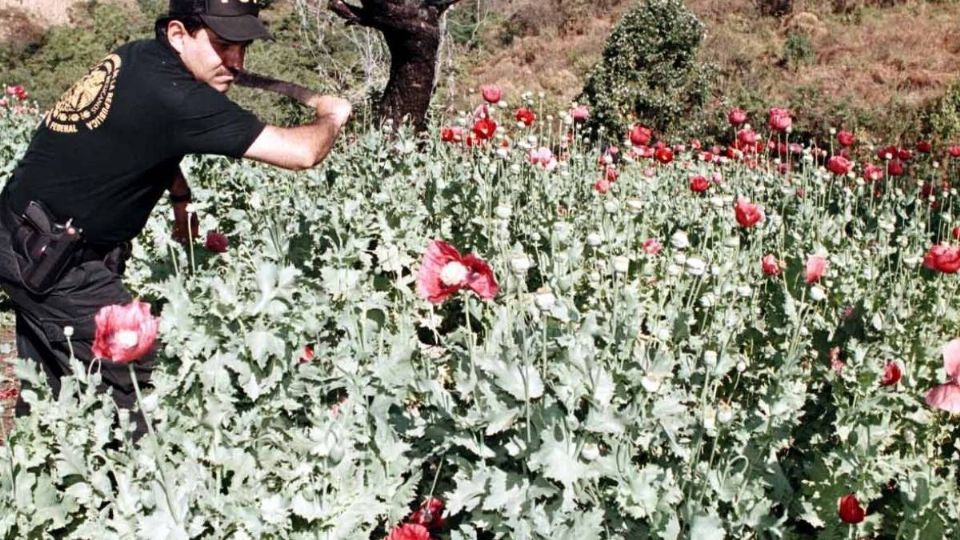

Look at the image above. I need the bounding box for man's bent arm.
[244,96,351,171]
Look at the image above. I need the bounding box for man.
[0,0,351,440]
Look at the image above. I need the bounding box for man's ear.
[166,21,188,54]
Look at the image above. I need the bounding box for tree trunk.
[328,0,461,132]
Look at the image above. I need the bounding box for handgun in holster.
[14,200,83,294]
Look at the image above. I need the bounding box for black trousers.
[0,196,153,441]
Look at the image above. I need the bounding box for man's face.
[178,27,249,93]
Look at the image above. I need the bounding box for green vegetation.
[579,0,713,141]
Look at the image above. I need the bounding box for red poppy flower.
[898,147,913,161]
[440,127,462,143]
[6,85,27,101]
[92,301,159,363]
[385,523,431,540]
[604,166,619,182]
[767,107,792,132]
[409,497,445,531]
[417,240,498,304]
[916,140,932,153]
[952,226,960,240]
[925,339,960,413]
[629,124,652,146]
[472,117,497,141]
[887,159,904,176]
[480,84,502,104]
[204,231,229,253]
[734,197,763,228]
[761,254,781,276]
[654,147,674,164]
[838,493,866,524]
[923,244,960,273]
[727,107,747,126]
[949,145,960,158]
[689,175,709,193]
[514,107,535,127]
[837,130,855,147]
[880,361,902,386]
[593,179,611,193]
[826,155,853,176]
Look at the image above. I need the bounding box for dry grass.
[0,0,134,26]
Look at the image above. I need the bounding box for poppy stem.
[128,362,181,527]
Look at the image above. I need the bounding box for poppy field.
[1,86,960,539]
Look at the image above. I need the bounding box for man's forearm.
[169,169,191,202]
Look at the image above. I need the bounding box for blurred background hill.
[1,0,959,144]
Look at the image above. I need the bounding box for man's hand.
[309,95,352,128]
[171,201,199,245]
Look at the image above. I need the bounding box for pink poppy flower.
[528,147,557,171]
[92,301,159,363]
[299,345,315,364]
[570,105,589,122]
[386,523,431,540]
[925,339,960,413]
[805,254,828,284]
[642,238,662,255]
[593,179,611,194]
[629,124,652,146]
[480,84,502,104]
[761,254,780,276]
[862,164,884,182]
[768,107,792,132]
[727,107,747,126]
[417,240,498,304]
[734,197,763,228]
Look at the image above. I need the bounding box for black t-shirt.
[3,39,265,244]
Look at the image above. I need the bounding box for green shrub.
[782,31,815,71]
[922,78,960,145]
[579,0,712,141]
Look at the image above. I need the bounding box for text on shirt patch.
[45,54,122,134]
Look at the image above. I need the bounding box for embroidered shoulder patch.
[45,54,122,134]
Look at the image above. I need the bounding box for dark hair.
[154,15,205,45]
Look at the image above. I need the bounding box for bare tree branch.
[328,0,365,25]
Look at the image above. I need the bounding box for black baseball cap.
[168,0,272,42]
